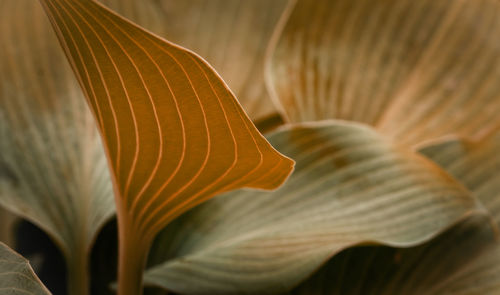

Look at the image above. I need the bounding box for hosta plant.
[1,0,500,294]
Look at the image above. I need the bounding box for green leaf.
[0,242,52,295]
[144,121,481,294]
[287,132,500,294]
[99,0,289,121]
[0,1,114,293]
[288,215,499,295]
[0,208,18,248]
[420,134,500,225]
[267,0,500,146]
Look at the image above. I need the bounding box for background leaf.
[0,1,114,292]
[0,208,17,248]
[287,133,500,294]
[100,0,289,121]
[144,121,482,294]
[267,0,500,146]
[0,242,52,295]
[288,215,499,295]
[420,134,500,224]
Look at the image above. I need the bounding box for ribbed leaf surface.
[144,121,481,294]
[0,242,51,295]
[421,135,500,225]
[288,133,500,294]
[38,0,294,270]
[0,1,114,288]
[267,0,500,146]
[289,215,498,295]
[100,0,289,121]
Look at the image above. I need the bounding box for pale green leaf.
[144,121,481,294]
[287,133,500,294]
[0,208,18,248]
[100,0,289,121]
[0,242,52,295]
[0,1,114,291]
[288,215,499,295]
[420,134,500,225]
[267,0,500,146]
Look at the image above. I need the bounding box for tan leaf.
[267,0,500,146]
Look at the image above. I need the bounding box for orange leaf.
[38,0,294,293]
[100,0,289,121]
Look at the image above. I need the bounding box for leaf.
[38,0,294,292]
[267,0,500,146]
[429,239,500,294]
[287,132,500,295]
[0,242,52,295]
[420,134,500,225]
[0,208,18,248]
[100,0,289,121]
[144,121,481,295]
[0,0,114,292]
[288,215,499,295]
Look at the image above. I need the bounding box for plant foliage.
[1,0,500,294]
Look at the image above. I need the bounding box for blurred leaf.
[0,208,18,248]
[254,113,286,134]
[267,0,500,146]
[421,134,500,225]
[38,0,294,293]
[0,0,114,292]
[0,242,52,295]
[100,0,289,120]
[144,121,481,294]
[288,215,499,295]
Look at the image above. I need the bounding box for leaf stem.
[117,215,151,295]
[66,244,90,295]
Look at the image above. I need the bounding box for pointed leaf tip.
[38,0,294,239]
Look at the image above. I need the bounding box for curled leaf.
[289,215,499,295]
[420,134,500,225]
[144,121,481,294]
[289,132,500,295]
[38,0,294,293]
[267,0,500,146]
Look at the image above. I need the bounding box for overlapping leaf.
[39,0,294,277]
[0,0,114,292]
[288,134,500,294]
[144,121,482,294]
[288,215,499,295]
[0,242,52,295]
[421,134,500,225]
[0,208,17,247]
[267,0,500,146]
[100,0,288,121]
